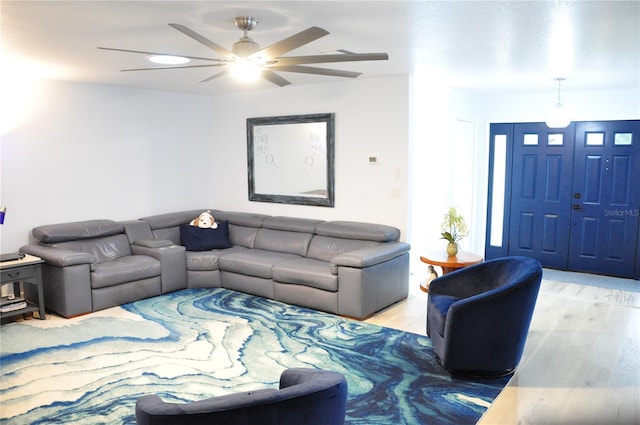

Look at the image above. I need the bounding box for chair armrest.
[20,244,96,269]
[135,394,188,419]
[330,242,410,273]
[136,389,279,418]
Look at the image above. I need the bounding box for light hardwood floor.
[365,270,640,425]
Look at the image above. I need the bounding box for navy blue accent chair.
[135,368,347,425]
[427,256,543,377]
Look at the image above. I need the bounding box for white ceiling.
[2,1,639,97]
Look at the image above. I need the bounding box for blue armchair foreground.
[427,256,543,377]
[135,368,348,425]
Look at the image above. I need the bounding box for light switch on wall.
[368,155,380,165]
[394,168,402,180]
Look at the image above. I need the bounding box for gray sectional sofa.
[20,209,410,319]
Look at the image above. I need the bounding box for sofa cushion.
[215,211,269,227]
[139,210,220,244]
[262,216,324,233]
[54,234,133,264]
[306,236,379,262]
[315,221,400,242]
[273,258,338,292]
[140,209,216,229]
[152,227,181,245]
[180,221,232,251]
[219,249,301,279]
[90,255,161,289]
[254,228,313,256]
[185,246,245,271]
[228,224,259,248]
[33,219,124,244]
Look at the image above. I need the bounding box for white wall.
[0,80,218,251]
[205,75,411,238]
[2,74,635,266]
[409,82,488,276]
[0,75,411,252]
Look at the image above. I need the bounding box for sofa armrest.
[132,239,174,248]
[330,242,410,274]
[20,244,96,270]
[131,243,187,293]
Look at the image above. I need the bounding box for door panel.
[508,123,574,268]
[568,121,640,278]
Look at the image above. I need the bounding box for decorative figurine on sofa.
[190,210,217,229]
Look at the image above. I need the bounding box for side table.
[419,251,483,292]
[1,254,46,321]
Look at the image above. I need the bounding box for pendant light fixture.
[545,77,571,128]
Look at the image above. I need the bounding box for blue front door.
[496,120,640,278]
[568,121,640,277]
[507,123,575,269]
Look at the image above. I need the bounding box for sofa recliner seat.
[20,219,172,317]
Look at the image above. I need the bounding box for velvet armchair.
[426,256,543,377]
[135,368,348,425]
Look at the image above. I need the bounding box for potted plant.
[440,207,469,256]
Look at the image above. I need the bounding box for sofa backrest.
[215,211,270,248]
[134,211,403,259]
[252,216,325,256]
[307,236,380,262]
[53,235,133,263]
[139,210,212,245]
[32,219,132,263]
[306,221,400,261]
[254,229,312,256]
[315,221,400,242]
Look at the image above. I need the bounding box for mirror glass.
[247,113,335,207]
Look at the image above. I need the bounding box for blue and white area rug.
[1,288,507,424]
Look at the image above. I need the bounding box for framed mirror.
[247,113,335,207]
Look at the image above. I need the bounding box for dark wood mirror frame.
[247,113,335,207]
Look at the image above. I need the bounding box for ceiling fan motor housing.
[232,37,260,58]
[233,16,258,31]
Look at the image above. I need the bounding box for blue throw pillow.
[179,221,232,251]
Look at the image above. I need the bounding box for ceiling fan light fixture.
[545,77,571,128]
[147,55,190,65]
[230,58,262,83]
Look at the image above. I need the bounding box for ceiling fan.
[98,16,389,87]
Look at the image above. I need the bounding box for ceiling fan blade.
[271,65,361,78]
[256,26,329,59]
[121,64,226,72]
[262,70,292,87]
[169,23,236,59]
[199,69,230,83]
[97,47,225,63]
[273,53,389,66]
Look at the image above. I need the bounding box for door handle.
[573,204,583,211]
